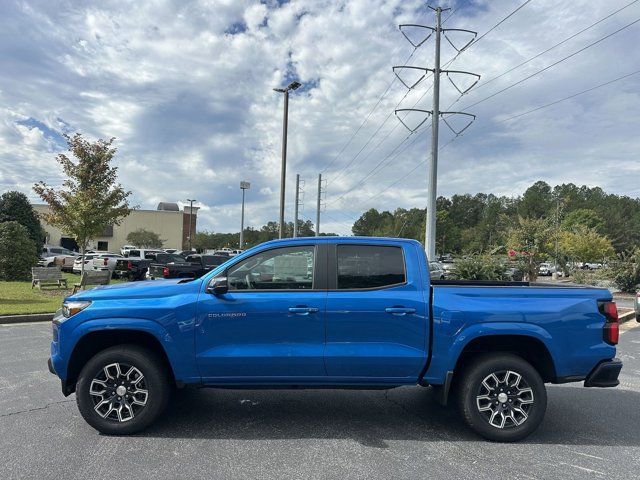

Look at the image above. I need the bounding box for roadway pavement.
[1,320,639,479]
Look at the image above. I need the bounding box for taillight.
[103,258,108,266]
[162,267,169,277]
[601,301,619,345]
[127,261,133,270]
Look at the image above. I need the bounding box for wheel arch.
[64,328,177,395]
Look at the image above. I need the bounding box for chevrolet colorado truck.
[48,237,622,441]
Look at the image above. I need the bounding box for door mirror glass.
[206,276,228,295]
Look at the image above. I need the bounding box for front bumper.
[584,358,622,387]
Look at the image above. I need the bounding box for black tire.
[457,353,547,442]
[76,345,171,435]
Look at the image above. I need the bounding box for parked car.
[635,291,639,322]
[163,248,179,254]
[538,262,554,276]
[148,254,231,280]
[73,252,111,274]
[91,253,124,277]
[429,261,446,280]
[39,246,78,271]
[120,245,137,256]
[146,253,198,279]
[114,249,165,280]
[49,237,622,441]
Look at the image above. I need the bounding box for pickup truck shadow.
[141,385,640,447]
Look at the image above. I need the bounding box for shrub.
[609,251,640,293]
[454,255,509,281]
[0,221,39,280]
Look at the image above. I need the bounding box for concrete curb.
[619,310,636,324]
[0,313,54,324]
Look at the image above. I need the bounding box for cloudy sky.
[1,0,639,235]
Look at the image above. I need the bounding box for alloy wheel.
[89,363,148,422]
[475,370,534,429]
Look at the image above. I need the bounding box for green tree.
[507,217,553,281]
[518,181,553,219]
[0,191,45,250]
[33,134,134,274]
[561,209,605,233]
[558,226,614,263]
[0,221,39,280]
[126,229,164,248]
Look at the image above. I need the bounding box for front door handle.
[385,307,416,315]
[289,306,319,315]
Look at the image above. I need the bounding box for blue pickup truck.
[48,237,622,441]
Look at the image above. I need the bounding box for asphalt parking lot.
[1,321,639,480]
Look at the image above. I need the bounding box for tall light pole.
[239,181,250,249]
[186,198,196,251]
[273,80,301,239]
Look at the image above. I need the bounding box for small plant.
[453,255,509,281]
[608,251,640,293]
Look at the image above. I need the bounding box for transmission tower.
[315,174,327,236]
[293,174,305,238]
[393,5,479,258]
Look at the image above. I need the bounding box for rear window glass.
[337,245,405,289]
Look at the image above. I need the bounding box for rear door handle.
[385,307,416,315]
[289,306,319,315]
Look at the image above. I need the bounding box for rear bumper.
[47,357,56,375]
[584,358,622,388]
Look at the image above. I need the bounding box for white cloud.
[0,0,638,235]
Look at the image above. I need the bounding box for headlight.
[62,300,92,318]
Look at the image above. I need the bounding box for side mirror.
[206,276,228,295]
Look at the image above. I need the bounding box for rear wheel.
[457,353,547,442]
[76,345,171,435]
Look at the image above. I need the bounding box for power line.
[475,0,639,91]
[326,1,533,195]
[320,48,417,174]
[458,17,640,111]
[446,0,535,68]
[320,3,444,176]
[333,68,640,219]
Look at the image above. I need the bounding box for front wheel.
[76,345,171,435]
[457,353,547,442]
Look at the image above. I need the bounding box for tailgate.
[114,259,130,272]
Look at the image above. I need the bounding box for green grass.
[0,272,125,316]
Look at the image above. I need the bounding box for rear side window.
[337,245,405,289]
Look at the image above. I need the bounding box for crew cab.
[148,254,229,279]
[114,249,165,280]
[48,237,622,441]
[147,253,227,279]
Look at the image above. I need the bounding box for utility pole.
[315,174,322,237]
[273,81,302,239]
[239,181,250,249]
[293,174,304,238]
[393,6,479,260]
[426,6,443,261]
[186,198,196,251]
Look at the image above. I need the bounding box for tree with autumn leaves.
[33,134,134,274]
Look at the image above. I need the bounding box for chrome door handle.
[289,307,319,315]
[385,307,416,315]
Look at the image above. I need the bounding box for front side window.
[337,245,405,289]
[227,246,315,291]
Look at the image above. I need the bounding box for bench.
[31,266,68,290]
[73,270,111,294]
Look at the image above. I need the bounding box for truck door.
[324,243,429,380]
[196,244,327,381]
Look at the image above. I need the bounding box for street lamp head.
[273,81,302,93]
[240,181,250,190]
